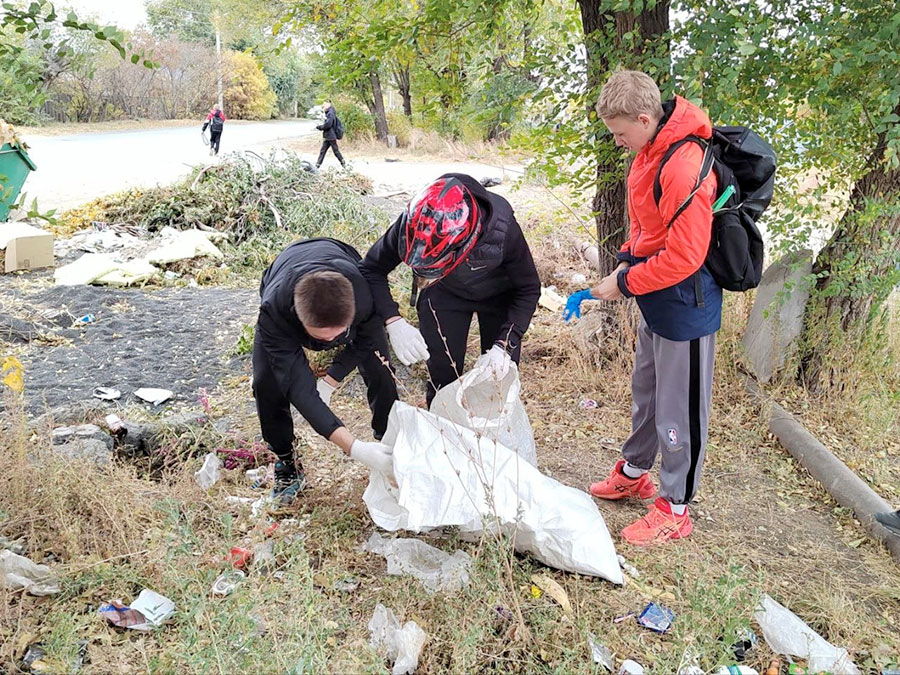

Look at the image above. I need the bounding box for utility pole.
[213,11,223,109]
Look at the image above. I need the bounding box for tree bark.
[359,72,390,142]
[799,101,900,393]
[392,64,412,118]
[577,0,671,277]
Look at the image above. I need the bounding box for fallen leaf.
[530,573,573,615]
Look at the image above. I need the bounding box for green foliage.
[145,0,215,45]
[225,50,277,120]
[263,49,316,116]
[385,110,411,146]
[0,40,43,124]
[331,97,371,140]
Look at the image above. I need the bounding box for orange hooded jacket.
[618,95,717,297]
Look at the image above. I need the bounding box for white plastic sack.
[194,452,222,489]
[54,253,120,286]
[368,603,426,675]
[754,594,859,674]
[144,228,224,264]
[364,533,471,593]
[0,550,60,596]
[363,402,622,583]
[430,359,536,466]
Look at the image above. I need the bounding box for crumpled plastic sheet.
[368,603,426,675]
[194,452,222,489]
[754,594,859,674]
[364,532,471,593]
[363,402,622,583]
[0,550,60,596]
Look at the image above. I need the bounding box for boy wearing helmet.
[361,173,540,404]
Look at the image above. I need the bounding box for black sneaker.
[875,509,900,535]
[271,460,306,506]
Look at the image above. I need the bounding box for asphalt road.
[22,119,320,211]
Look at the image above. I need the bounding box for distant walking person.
[315,101,346,170]
[202,104,226,156]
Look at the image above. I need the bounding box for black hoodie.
[360,173,540,349]
[256,237,384,438]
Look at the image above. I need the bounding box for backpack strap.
[653,135,715,229]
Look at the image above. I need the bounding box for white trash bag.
[430,357,536,466]
[754,594,859,674]
[363,402,622,583]
[368,603,426,675]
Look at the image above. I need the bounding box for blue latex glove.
[563,288,594,322]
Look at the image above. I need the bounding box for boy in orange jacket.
[565,70,720,545]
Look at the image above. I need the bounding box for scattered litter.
[332,577,360,593]
[364,532,471,593]
[754,594,860,674]
[194,452,223,489]
[134,387,173,405]
[572,272,587,285]
[618,659,645,675]
[54,253,119,286]
[480,176,502,187]
[579,399,599,409]
[22,643,47,671]
[764,658,781,675]
[365,402,623,582]
[617,554,640,579]
[637,602,675,633]
[104,414,127,438]
[92,386,121,401]
[211,569,245,596]
[368,603,426,675]
[613,612,635,624]
[93,259,158,287]
[144,228,224,264]
[100,589,175,631]
[731,628,758,661]
[164,270,180,280]
[530,573,572,615]
[250,496,270,518]
[588,633,614,671]
[228,546,253,570]
[712,667,759,675]
[251,540,275,575]
[0,550,60,596]
[538,285,566,312]
[0,535,25,555]
[225,496,255,507]
[678,665,705,675]
[247,465,273,488]
[74,313,95,325]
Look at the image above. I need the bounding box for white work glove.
[316,378,336,406]
[385,318,430,366]
[483,344,512,379]
[350,440,395,479]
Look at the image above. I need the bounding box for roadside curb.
[745,377,900,565]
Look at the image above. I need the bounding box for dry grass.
[1,180,899,673]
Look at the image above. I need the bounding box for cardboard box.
[0,222,54,273]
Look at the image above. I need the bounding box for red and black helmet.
[399,176,481,279]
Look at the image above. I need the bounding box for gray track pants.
[620,318,716,505]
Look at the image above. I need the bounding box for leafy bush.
[386,111,412,146]
[331,97,372,140]
[225,51,277,120]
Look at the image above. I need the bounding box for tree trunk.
[577,0,671,277]
[393,64,412,118]
[369,71,389,141]
[799,102,900,393]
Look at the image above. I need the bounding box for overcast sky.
[64,0,147,29]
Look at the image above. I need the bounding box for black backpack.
[210,111,224,133]
[654,126,776,292]
[334,115,344,140]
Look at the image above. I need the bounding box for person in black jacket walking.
[361,173,541,405]
[315,101,346,169]
[202,104,226,156]
[254,237,398,504]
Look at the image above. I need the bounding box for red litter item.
[228,546,253,569]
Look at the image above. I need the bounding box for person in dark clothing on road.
[361,173,541,405]
[253,237,398,504]
[315,101,346,169]
[202,103,226,156]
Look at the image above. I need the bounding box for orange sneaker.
[621,498,693,546]
[589,460,657,500]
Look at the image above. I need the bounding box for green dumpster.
[0,142,37,221]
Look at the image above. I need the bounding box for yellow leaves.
[1,356,24,393]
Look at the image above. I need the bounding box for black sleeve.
[257,311,343,439]
[202,121,209,132]
[360,216,404,321]
[496,219,541,351]
[327,311,381,381]
[320,112,335,131]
